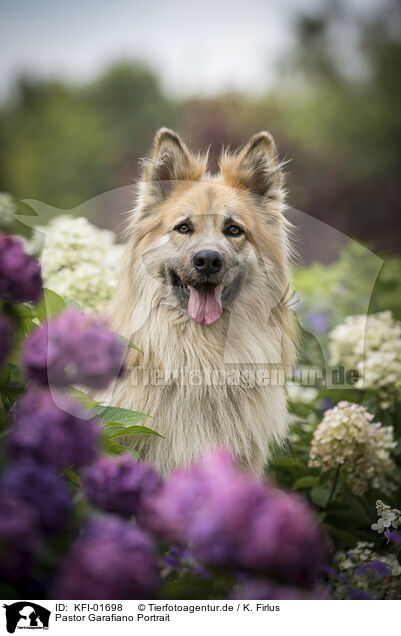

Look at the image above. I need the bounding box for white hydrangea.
[309,401,396,495]
[33,215,124,312]
[286,384,318,403]
[371,500,401,534]
[329,311,401,405]
[0,192,17,230]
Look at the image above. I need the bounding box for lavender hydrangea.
[1,459,72,533]
[231,578,328,600]
[145,450,327,586]
[0,494,40,553]
[0,495,41,580]
[53,516,159,599]
[0,233,42,303]
[0,313,14,368]
[8,387,100,468]
[355,560,392,578]
[23,309,126,388]
[83,454,162,517]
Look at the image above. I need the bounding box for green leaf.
[65,297,83,311]
[102,437,127,455]
[102,437,140,460]
[270,456,306,470]
[93,404,148,426]
[117,334,143,354]
[293,475,320,490]
[105,424,163,438]
[65,467,81,486]
[35,288,66,322]
[310,486,330,508]
[67,387,99,410]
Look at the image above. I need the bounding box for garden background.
[1,0,401,600]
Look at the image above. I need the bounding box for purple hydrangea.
[145,450,327,587]
[231,578,328,600]
[0,494,40,553]
[83,453,162,517]
[53,515,159,599]
[0,495,41,580]
[355,560,392,578]
[23,309,126,389]
[0,458,72,533]
[348,587,373,600]
[384,530,401,545]
[8,387,100,469]
[0,313,14,368]
[0,233,42,303]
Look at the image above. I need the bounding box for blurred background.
[0,0,400,264]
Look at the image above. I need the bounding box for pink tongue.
[188,284,223,325]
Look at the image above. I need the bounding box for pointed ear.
[220,132,283,199]
[142,128,207,202]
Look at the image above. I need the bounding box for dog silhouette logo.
[3,602,50,634]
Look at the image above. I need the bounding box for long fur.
[101,128,297,474]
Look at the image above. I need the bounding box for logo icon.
[3,602,50,634]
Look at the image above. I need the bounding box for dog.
[103,128,297,474]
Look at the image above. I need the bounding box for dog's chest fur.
[105,302,288,474]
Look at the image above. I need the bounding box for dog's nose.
[193,250,223,275]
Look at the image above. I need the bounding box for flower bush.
[23,309,126,388]
[7,387,100,468]
[309,402,395,495]
[1,199,401,600]
[332,541,401,600]
[0,233,42,303]
[329,311,401,406]
[32,214,123,312]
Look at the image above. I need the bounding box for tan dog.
[103,128,297,473]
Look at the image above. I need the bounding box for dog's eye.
[175,223,192,234]
[225,224,243,237]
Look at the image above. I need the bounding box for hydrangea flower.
[0,233,42,303]
[0,494,40,553]
[83,453,162,517]
[231,578,328,600]
[355,560,392,578]
[145,450,327,586]
[34,215,123,312]
[0,313,14,368]
[309,402,395,495]
[53,516,159,599]
[0,495,41,580]
[286,384,318,403]
[335,541,401,600]
[329,311,401,406]
[371,500,401,532]
[0,458,72,533]
[8,387,100,469]
[23,309,126,389]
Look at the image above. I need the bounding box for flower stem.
[325,466,341,509]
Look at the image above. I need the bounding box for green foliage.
[0,63,177,213]
[35,288,67,322]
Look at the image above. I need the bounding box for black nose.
[193,250,223,275]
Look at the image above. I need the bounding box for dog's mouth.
[170,271,239,326]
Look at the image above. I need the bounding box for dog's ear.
[220,132,283,200]
[142,128,207,202]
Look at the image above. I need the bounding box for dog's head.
[127,128,291,327]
